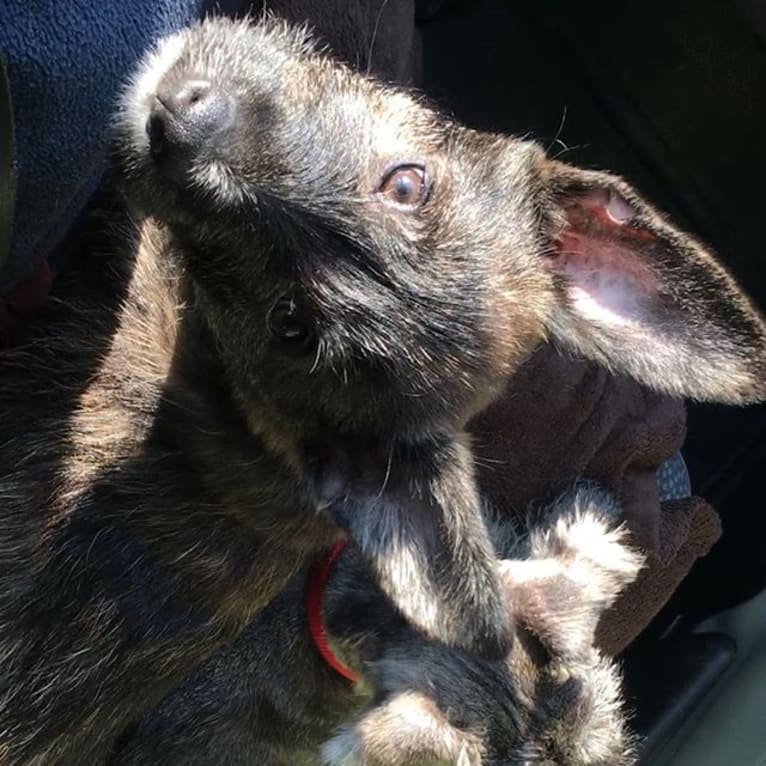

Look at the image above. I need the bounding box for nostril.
[157,79,213,115]
[146,111,167,155]
[151,79,234,148]
[186,84,206,105]
[145,78,235,181]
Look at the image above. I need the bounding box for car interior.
[417,1,766,763]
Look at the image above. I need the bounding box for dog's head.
[114,15,766,448]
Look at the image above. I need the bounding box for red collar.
[305,540,360,684]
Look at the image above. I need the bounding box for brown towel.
[470,344,687,552]
[596,497,721,654]
[469,344,722,653]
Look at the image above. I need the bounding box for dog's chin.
[120,174,181,224]
[119,163,218,227]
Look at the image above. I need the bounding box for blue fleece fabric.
[0,0,205,292]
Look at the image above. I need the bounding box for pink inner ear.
[549,190,661,328]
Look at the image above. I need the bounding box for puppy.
[0,14,763,763]
[112,13,766,655]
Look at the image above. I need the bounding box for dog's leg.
[314,435,511,660]
[320,485,642,766]
[499,484,644,660]
[496,485,642,766]
[321,690,484,766]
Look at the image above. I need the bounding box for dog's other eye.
[378,164,428,208]
[267,295,315,354]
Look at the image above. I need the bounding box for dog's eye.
[267,295,315,354]
[378,164,428,208]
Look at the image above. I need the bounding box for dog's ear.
[541,160,766,404]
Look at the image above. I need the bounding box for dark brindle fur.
[0,14,763,764]
[112,485,645,766]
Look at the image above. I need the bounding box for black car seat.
[0,49,14,280]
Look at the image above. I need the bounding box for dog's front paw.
[320,692,484,766]
[497,485,644,661]
[531,484,645,599]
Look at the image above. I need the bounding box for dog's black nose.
[146,79,234,179]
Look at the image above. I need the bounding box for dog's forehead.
[177,20,443,154]
[323,87,444,163]
[180,18,308,71]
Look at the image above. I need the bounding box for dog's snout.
[146,78,234,179]
[157,79,213,117]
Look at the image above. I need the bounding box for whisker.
[375,443,395,501]
[552,142,590,161]
[545,105,569,155]
[367,0,392,76]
